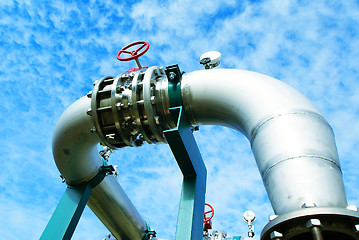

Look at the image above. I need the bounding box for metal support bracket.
[40,165,115,240]
[165,65,183,107]
[164,106,207,240]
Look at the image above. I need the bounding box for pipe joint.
[90,67,175,149]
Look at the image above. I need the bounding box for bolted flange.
[89,67,175,149]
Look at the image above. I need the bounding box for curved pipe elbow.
[181,69,321,135]
[52,96,147,239]
[181,69,347,214]
[53,96,103,186]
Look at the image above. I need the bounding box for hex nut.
[301,202,317,208]
[270,231,283,239]
[153,69,158,76]
[306,219,322,228]
[116,85,122,93]
[169,72,176,80]
[347,206,358,211]
[159,67,164,75]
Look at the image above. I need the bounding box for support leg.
[40,184,92,240]
[164,106,207,240]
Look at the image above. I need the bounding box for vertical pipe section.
[181,69,347,215]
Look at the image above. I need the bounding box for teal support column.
[40,165,112,240]
[40,185,92,240]
[164,106,207,240]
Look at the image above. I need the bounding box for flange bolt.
[306,219,323,240]
[270,231,283,240]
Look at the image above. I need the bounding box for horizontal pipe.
[181,69,347,214]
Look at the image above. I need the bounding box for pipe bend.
[52,95,148,239]
[181,69,321,137]
[52,96,103,186]
[181,69,347,214]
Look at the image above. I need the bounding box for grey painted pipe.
[181,69,347,214]
[52,96,147,240]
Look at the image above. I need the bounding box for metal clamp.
[143,229,157,240]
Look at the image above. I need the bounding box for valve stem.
[135,58,142,69]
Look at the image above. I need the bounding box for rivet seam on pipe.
[262,155,342,179]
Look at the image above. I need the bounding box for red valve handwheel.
[204,203,214,222]
[116,41,149,61]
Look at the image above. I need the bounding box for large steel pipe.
[53,66,352,239]
[180,69,347,214]
[52,96,147,240]
[53,96,103,185]
[88,175,147,240]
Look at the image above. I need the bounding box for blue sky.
[1,0,359,239]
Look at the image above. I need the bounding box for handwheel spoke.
[134,43,146,54]
[121,50,132,54]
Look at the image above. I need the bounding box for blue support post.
[40,185,92,240]
[40,165,112,239]
[164,106,207,240]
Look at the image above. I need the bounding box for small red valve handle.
[116,41,149,61]
[204,203,214,230]
[204,203,214,222]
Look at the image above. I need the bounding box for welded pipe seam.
[249,111,328,141]
[261,155,342,180]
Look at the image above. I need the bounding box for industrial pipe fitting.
[90,66,175,149]
[53,64,359,239]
